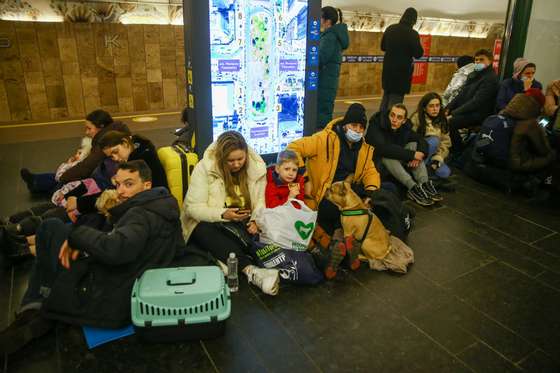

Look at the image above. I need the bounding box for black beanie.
[341,103,367,127]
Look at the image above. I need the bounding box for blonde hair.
[214,131,252,208]
[95,189,120,217]
[276,149,299,167]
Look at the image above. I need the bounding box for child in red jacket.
[265,150,305,208]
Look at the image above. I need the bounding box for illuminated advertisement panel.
[209,0,308,154]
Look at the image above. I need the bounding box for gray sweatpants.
[382,142,429,190]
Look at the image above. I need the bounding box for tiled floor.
[1,116,560,372]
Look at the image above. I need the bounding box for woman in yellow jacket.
[288,103,380,278]
[410,92,452,179]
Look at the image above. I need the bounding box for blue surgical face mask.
[474,63,486,72]
[345,128,363,143]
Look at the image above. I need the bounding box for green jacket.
[318,23,349,128]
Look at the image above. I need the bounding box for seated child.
[265,150,305,208]
[51,137,100,208]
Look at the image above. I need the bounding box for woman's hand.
[523,77,533,91]
[222,208,250,221]
[247,221,259,235]
[414,151,425,161]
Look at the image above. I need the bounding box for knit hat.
[525,88,545,107]
[512,58,533,79]
[341,103,367,127]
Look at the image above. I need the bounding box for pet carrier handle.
[166,270,196,286]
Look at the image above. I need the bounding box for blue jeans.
[20,219,71,311]
[425,136,451,179]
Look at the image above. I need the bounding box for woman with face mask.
[410,92,452,180]
[288,103,380,279]
[496,58,543,111]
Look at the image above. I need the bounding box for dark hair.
[390,103,408,118]
[415,92,448,135]
[180,107,189,124]
[474,49,493,61]
[118,160,152,182]
[86,110,113,128]
[98,131,133,150]
[321,6,342,25]
[521,63,536,74]
[457,55,474,68]
[400,7,418,27]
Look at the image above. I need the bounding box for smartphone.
[237,209,251,215]
[538,117,550,128]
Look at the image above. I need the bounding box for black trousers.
[189,222,253,270]
[449,113,484,153]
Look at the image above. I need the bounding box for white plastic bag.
[255,199,317,251]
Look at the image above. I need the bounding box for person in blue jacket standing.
[317,6,349,130]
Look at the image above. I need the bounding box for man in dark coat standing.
[379,7,424,113]
[0,160,183,355]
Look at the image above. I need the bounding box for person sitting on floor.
[446,49,499,155]
[544,79,560,117]
[506,90,556,173]
[182,131,280,296]
[366,103,442,206]
[441,55,475,107]
[20,110,130,195]
[288,103,380,279]
[410,92,452,180]
[0,160,183,355]
[265,149,305,208]
[496,58,543,112]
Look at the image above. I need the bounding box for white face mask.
[474,63,487,72]
[345,128,363,143]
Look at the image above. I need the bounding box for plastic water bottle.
[227,252,239,292]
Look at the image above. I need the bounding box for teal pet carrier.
[131,266,231,341]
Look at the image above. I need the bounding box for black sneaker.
[0,309,54,355]
[422,181,444,202]
[407,185,434,206]
[20,168,35,190]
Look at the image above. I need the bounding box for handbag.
[255,199,317,251]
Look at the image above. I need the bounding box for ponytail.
[337,8,343,24]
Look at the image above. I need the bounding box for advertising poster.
[412,34,432,85]
[208,0,308,154]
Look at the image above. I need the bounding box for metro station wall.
[0,21,186,123]
[337,31,498,98]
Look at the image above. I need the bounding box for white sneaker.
[244,266,279,296]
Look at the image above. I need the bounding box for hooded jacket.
[447,65,498,120]
[42,187,182,328]
[365,111,429,168]
[265,166,305,208]
[287,118,380,209]
[59,121,131,183]
[496,77,543,111]
[181,142,267,241]
[381,9,424,95]
[501,94,555,172]
[318,23,350,128]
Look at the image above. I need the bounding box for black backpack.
[368,188,415,241]
[473,114,516,167]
